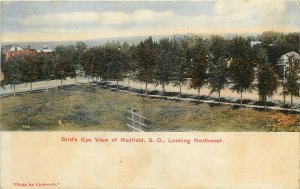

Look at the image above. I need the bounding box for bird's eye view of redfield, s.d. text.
[0,1,299,132]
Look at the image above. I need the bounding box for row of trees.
[1,42,86,95]
[1,34,300,110]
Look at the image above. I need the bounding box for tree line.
[1,32,300,110]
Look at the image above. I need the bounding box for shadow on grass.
[234,99,254,105]
[231,105,241,110]
[253,101,277,107]
[189,101,204,105]
[60,104,101,125]
[208,103,222,107]
[191,95,209,100]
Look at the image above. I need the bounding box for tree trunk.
[240,91,243,108]
[162,84,165,99]
[264,94,267,111]
[128,78,131,92]
[197,87,200,102]
[75,76,77,84]
[13,84,16,96]
[218,90,221,104]
[145,82,148,97]
[117,81,119,90]
[283,90,286,105]
[291,95,293,111]
[179,84,182,98]
[30,82,33,92]
[46,80,49,92]
[61,79,63,86]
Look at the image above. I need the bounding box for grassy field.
[1,84,299,132]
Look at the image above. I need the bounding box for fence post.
[131,107,135,131]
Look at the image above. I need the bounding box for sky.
[1,0,300,42]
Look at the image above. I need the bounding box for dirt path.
[111,79,300,107]
[1,77,299,108]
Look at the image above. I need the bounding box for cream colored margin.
[0,132,299,189]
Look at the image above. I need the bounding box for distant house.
[3,45,37,59]
[40,45,54,54]
[250,40,262,47]
[278,51,300,78]
[279,51,300,66]
[2,45,54,60]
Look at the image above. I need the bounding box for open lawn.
[1,84,299,132]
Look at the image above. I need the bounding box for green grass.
[1,84,299,132]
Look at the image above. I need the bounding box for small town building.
[3,45,37,59]
[2,45,54,59]
[250,40,262,47]
[279,51,300,66]
[40,45,54,53]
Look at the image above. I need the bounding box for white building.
[279,51,300,66]
[9,46,23,51]
[250,41,262,47]
[278,51,300,79]
[40,45,54,53]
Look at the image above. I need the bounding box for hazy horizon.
[2,1,300,43]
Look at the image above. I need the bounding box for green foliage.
[253,46,279,106]
[208,57,229,95]
[285,56,300,97]
[80,43,130,83]
[208,35,229,100]
[80,46,99,78]
[1,32,298,105]
[172,38,189,87]
[229,36,253,59]
[260,31,285,45]
[136,37,156,84]
[154,38,173,87]
[229,58,255,94]
[188,38,209,90]
[20,54,42,84]
[53,45,77,81]
[229,36,255,95]
[40,54,54,81]
[257,63,279,105]
[1,55,23,87]
[105,45,130,82]
[209,35,228,59]
[75,42,87,78]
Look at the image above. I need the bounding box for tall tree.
[1,52,7,82]
[53,45,77,86]
[20,54,41,92]
[257,64,279,110]
[109,44,130,89]
[40,53,54,91]
[124,42,136,92]
[254,47,279,109]
[229,36,255,107]
[172,38,188,97]
[188,37,209,102]
[136,37,156,97]
[80,47,99,82]
[102,45,116,85]
[1,56,23,96]
[154,38,173,97]
[74,42,87,83]
[285,56,300,110]
[208,57,229,104]
[208,35,229,104]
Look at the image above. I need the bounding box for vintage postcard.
[0,0,299,188]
